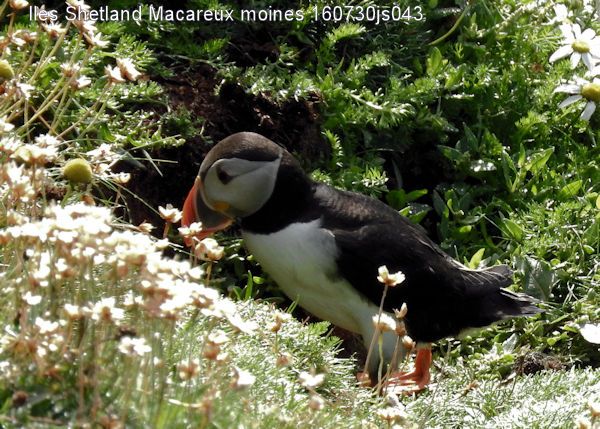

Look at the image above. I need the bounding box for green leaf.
[515,256,555,301]
[499,218,524,242]
[405,189,428,202]
[432,190,448,217]
[524,147,554,175]
[426,47,444,76]
[596,194,600,210]
[445,64,465,88]
[469,248,485,269]
[386,190,406,209]
[558,180,582,200]
[439,146,464,162]
[502,333,518,353]
[501,151,517,192]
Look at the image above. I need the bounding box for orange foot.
[385,346,432,395]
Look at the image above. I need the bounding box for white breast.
[243,220,368,333]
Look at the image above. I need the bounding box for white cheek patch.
[203,156,281,216]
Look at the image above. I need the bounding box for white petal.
[580,323,600,344]
[549,45,573,62]
[560,23,574,41]
[554,84,581,94]
[589,45,600,58]
[580,101,596,121]
[559,94,582,108]
[581,28,596,41]
[570,52,581,68]
[586,67,600,78]
[572,23,582,39]
[553,4,568,20]
[582,53,594,70]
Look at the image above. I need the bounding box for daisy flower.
[554,76,600,121]
[547,4,571,25]
[549,23,600,70]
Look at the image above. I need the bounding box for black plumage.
[234,134,541,343]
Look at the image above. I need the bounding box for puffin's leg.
[386,343,432,394]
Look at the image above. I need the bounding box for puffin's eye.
[216,166,233,184]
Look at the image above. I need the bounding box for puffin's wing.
[315,185,540,341]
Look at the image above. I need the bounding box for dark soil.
[114,64,327,228]
[513,352,566,375]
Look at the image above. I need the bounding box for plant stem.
[362,283,389,384]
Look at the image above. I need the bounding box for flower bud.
[0,60,15,82]
[63,158,93,184]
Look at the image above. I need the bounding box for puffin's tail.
[459,264,543,327]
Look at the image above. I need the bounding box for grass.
[408,364,599,428]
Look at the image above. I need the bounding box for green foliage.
[1,7,180,152]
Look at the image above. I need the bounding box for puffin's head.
[182,132,284,243]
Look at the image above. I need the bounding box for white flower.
[35,317,59,335]
[15,82,34,100]
[60,62,81,78]
[588,61,600,77]
[549,23,600,70]
[179,222,203,241]
[0,117,14,134]
[83,31,109,48]
[23,291,42,305]
[372,313,397,332]
[298,371,325,389]
[104,65,125,84]
[193,237,224,261]
[376,265,405,287]
[231,366,256,390]
[554,76,600,121]
[85,143,120,164]
[116,58,141,81]
[376,405,408,424]
[9,0,29,10]
[118,336,151,357]
[90,297,125,324]
[35,133,60,148]
[64,304,84,320]
[226,313,258,334]
[548,4,571,25]
[41,23,66,39]
[72,75,91,90]
[158,204,182,223]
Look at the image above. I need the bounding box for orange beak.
[181,177,233,246]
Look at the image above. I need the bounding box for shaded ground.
[115,64,327,228]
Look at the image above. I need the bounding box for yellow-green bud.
[0,60,15,82]
[63,158,93,184]
[12,146,33,164]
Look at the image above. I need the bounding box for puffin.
[181,132,542,392]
